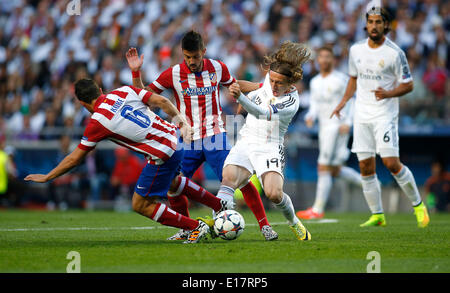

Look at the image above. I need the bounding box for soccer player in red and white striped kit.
[126,31,278,241]
[25,79,234,243]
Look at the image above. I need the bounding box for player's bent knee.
[359,159,375,176]
[131,193,147,214]
[382,159,402,174]
[265,188,283,204]
[169,176,181,193]
[222,167,243,189]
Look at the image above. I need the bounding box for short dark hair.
[74,79,101,104]
[181,30,204,52]
[317,46,334,55]
[365,7,392,34]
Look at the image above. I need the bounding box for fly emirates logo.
[359,69,382,81]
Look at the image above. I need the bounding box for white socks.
[361,174,383,214]
[216,185,235,203]
[392,165,422,206]
[276,193,299,225]
[338,166,362,187]
[312,171,333,214]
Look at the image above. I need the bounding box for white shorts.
[351,119,399,158]
[223,140,285,180]
[318,124,350,166]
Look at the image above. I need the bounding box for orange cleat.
[296,207,324,219]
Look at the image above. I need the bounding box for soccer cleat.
[218,199,235,213]
[289,221,312,241]
[261,225,278,241]
[413,202,430,228]
[296,207,324,220]
[183,220,210,244]
[167,229,190,241]
[359,214,386,227]
[196,216,217,239]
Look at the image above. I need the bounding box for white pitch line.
[0,220,338,232]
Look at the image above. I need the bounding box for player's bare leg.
[382,157,429,228]
[262,172,311,241]
[220,165,278,240]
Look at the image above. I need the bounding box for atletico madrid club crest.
[209,73,217,84]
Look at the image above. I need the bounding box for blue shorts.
[134,149,184,198]
[181,132,231,181]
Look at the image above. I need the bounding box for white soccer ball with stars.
[213,210,245,240]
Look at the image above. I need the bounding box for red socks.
[150,203,198,230]
[241,182,269,229]
[168,194,190,217]
[170,177,222,212]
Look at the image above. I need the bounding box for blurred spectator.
[47,134,83,210]
[423,52,447,100]
[0,0,446,137]
[110,147,145,200]
[0,136,23,207]
[424,158,450,212]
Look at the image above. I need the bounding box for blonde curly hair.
[263,41,312,84]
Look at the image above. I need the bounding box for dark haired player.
[25,79,234,243]
[126,31,278,241]
[331,5,430,228]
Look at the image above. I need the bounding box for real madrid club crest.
[270,97,276,105]
[379,59,385,68]
[209,73,217,84]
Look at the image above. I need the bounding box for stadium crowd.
[0,0,448,141]
[0,0,448,208]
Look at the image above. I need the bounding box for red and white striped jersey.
[148,59,236,140]
[78,86,178,165]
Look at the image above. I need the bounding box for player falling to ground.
[126,31,278,241]
[296,47,362,220]
[331,5,430,228]
[25,79,235,243]
[218,41,312,241]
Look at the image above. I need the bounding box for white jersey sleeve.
[394,49,413,84]
[237,92,298,121]
[348,46,358,77]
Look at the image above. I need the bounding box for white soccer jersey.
[348,37,412,122]
[306,70,353,127]
[78,86,178,165]
[148,59,236,140]
[239,74,300,145]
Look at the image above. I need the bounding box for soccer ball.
[213,210,245,240]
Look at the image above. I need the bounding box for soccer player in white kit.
[220,41,312,240]
[296,47,362,220]
[331,6,430,228]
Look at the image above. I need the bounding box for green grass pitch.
[0,209,449,273]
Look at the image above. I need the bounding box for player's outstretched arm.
[237,80,260,93]
[331,76,357,119]
[145,93,193,143]
[24,147,89,183]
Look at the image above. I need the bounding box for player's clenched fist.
[180,124,194,144]
[229,82,241,99]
